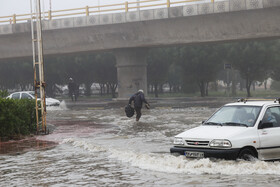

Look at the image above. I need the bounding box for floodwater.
[1,99,280,186]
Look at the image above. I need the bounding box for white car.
[7,91,60,106]
[170,99,280,161]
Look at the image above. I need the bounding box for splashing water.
[62,137,280,176]
[2,106,280,186]
[47,100,68,111]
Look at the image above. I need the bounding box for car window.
[30,92,41,98]
[205,105,262,127]
[262,107,280,128]
[11,93,20,99]
[22,93,32,99]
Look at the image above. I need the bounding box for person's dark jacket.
[68,82,76,95]
[129,92,148,108]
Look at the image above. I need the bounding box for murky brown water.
[1,99,280,186]
[0,138,57,155]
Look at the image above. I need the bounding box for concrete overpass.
[0,0,280,98]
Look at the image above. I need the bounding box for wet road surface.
[1,98,280,186]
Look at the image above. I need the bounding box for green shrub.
[0,98,38,140]
[0,90,8,98]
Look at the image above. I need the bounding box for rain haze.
[1,0,280,186]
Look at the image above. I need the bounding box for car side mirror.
[258,121,273,129]
[202,121,205,124]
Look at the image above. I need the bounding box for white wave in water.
[76,116,88,119]
[62,138,106,152]
[47,100,68,111]
[62,138,280,176]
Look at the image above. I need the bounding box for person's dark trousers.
[135,107,142,121]
[69,92,74,101]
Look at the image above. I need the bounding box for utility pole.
[137,0,140,11]
[98,0,100,14]
[42,0,45,20]
[30,0,47,134]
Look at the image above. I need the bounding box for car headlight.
[209,139,232,148]
[173,137,184,145]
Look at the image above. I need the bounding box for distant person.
[68,78,78,101]
[263,109,277,126]
[128,89,150,121]
[233,108,255,126]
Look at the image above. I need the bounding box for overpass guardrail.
[0,0,211,24]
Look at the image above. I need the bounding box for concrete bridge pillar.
[114,48,148,99]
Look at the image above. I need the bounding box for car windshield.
[204,105,262,127]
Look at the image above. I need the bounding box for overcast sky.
[0,0,213,17]
[0,0,127,16]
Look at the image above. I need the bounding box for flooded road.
[1,99,280,186]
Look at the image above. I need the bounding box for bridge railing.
[0,0,209,25]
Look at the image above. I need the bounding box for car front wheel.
[238,148,257,161]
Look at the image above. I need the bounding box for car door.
[258,106,280,160]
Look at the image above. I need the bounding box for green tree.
[147,48,172,97]
[44,56,66,97]
[167,63,183,92]
[95,53,117,98]
[0,60,33,91]
[228,41,273,97]
[71,54,96,96]
[270,40,280,83]
[179,45,223,97]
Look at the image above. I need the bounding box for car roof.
[11,91,34,94]
[225,100,279,107]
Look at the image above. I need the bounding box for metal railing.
[0,0,213,24]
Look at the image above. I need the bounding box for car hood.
[175,125,251,140]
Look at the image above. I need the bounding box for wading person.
[128,89,150,121]
[68,78,78,101]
